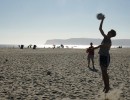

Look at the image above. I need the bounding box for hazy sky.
[0,0,130,44]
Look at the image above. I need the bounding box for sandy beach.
[0,48,130,100]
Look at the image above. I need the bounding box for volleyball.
[97,13,105,20]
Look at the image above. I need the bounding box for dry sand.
[0,48,130,100]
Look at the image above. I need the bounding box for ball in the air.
[97,13,104,20]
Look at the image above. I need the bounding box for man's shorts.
[87,55,94,61]
[99,55,110,70]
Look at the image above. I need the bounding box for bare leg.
[92,58,95,69]
[101,68,110,93]
[88,59,90,67]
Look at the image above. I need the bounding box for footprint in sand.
[96,84,124,100]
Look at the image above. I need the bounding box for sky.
[0,0,130,45]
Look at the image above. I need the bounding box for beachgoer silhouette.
[33,45,37,49]
[98,15,116,93]
[86,42,99,70]
[61,44,64,48]
[28,44,32,48]
[53,44,55,49]
[19,45,24,49]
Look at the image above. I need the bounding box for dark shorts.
[87,55,94,61]
[100,55,110,70]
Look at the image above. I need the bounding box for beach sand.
[0,48,129,100]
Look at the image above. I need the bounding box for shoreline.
[0,44,130,49]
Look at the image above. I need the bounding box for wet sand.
[0,48,129,100]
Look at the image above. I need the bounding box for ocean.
[0,44,130,49]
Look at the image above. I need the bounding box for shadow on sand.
[88,66,98,72]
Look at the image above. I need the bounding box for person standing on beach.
[98,15,116,93]
[86,42,99,70]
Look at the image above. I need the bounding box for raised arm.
[99,17,106,37]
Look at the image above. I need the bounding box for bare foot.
[103,87,106,92]
[104,87,110,93]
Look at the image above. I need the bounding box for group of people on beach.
[86,15,116,93]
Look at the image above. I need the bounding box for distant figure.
[61,44,64,48]
[86,42,100,69]
[33,45,37,49]
[118,46,122,48]
[28,44,32,48]
[53,44,56,49]
[19,45,24,49]
[98,15,116,93]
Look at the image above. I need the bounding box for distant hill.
[45,38,130,46]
